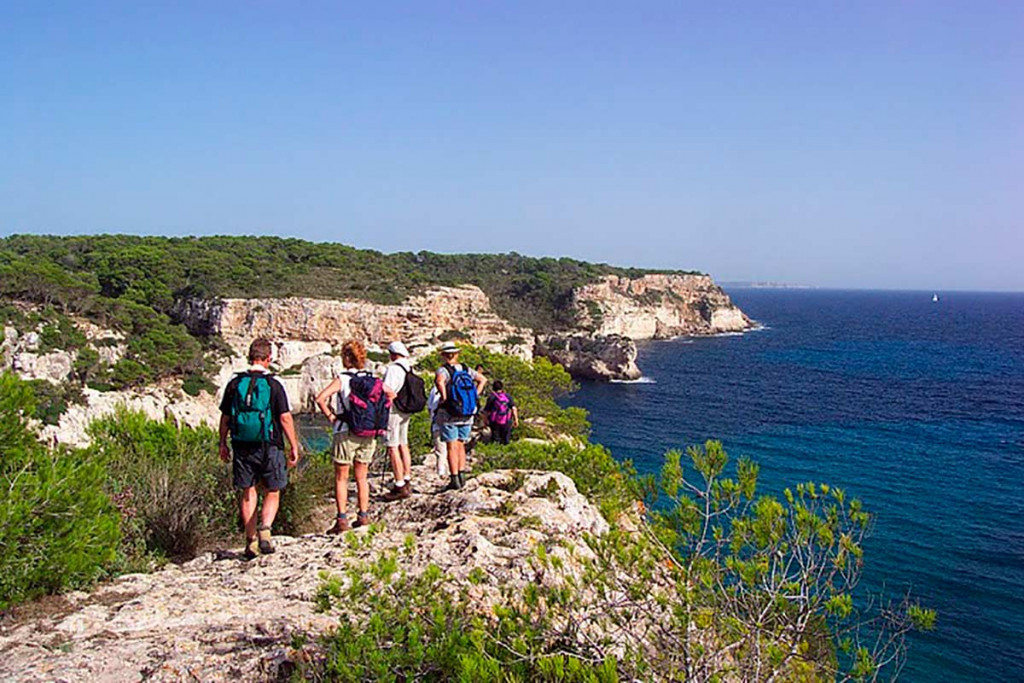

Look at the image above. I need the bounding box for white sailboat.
[932,293,939,303]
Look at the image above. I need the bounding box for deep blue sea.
[570,289,1024,682]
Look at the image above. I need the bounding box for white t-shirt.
[383,358,412,396]
[332,371,355,434]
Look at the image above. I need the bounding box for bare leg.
[261,489,281,530]
[240,487,258,539]
[399,443,412,480]
[354,462,370,512]
[388,446,403,484]
[334,463,350,514]
[447,440,461,474]
[458,442,467,473]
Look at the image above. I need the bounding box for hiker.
[435,342,486,490]
[315,340,392,533]
[218,338,300,559]
[427,385,449,477]
[484,380,520,445]
[381,341,426,501]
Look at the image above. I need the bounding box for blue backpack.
[341,371,390,437]
[230,372,275,443]
[443,363,478,418]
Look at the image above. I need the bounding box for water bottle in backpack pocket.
[443,363,478,418]
[342,371,391,437]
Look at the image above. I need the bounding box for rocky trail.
[0,465,609,682]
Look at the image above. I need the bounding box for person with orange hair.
[315,339,393,532]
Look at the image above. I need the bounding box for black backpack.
[393,365,427,413]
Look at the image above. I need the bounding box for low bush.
[310,554,621,682]
[87,409,234,565]
[276,448,335,537]
[0,373,120,609]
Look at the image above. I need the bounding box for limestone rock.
[0,467,611,682]
[574,273,753,339]
[534,334,642,381]
[11,350,75,383]
[173,286,534,361]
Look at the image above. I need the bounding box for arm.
[512,406,520,428]
[218,414,231,462]
[315,377,342,423]
[435,369,447,403]
[279,412,300,467]
[474,372,487,395]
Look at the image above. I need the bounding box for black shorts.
[232,442,288,491]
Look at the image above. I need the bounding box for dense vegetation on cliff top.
[0,233,693,331]
[0,234,695,389]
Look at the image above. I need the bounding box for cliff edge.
[0,466,613,682]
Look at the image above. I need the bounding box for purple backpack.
[342,371,390,437]
[488,392,512,426]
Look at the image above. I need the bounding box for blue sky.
[2,2,1021,290]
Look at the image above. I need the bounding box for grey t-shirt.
[434,363,480,426]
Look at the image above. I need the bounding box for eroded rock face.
[174,286,535,361]
[0,468,609,682]
[574,274,752,339]
[534,334,642,382]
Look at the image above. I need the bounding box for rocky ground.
[0,464,609,682]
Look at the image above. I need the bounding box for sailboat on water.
[932,293,940,303]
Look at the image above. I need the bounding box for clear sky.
[2,2,1021,290]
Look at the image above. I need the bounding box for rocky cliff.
[174,285,534,361]
[572,274,752,339]
[0,466,613,682]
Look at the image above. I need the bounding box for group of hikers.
[218,338,519,559]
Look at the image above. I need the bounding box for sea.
[570,289,1024,683]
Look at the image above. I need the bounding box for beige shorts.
[332,432,376,466]
[386,411,412,448]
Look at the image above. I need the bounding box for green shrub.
[0,373,120,609]
[311,556,621,682]
[418,345,583,438]
[23,379,84,425]
[276,448,335,537]
[181,372,216,397]
[87,409,234,564]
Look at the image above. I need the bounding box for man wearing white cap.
[381,341,415,500]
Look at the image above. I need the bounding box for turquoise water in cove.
[570,289,1024,682]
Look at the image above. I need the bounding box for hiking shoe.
[457,472,466,489]
[351,511,370,529]
[257,526,275,555]
[381,484,411,502]
[444,475,460,492]
[244,538,259,560]
[326,514,350,534]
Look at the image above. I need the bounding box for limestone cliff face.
[573,274,752,339]
[534,334,642,382]
[174,286,534,361]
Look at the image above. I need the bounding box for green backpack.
[230,372,275,443]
